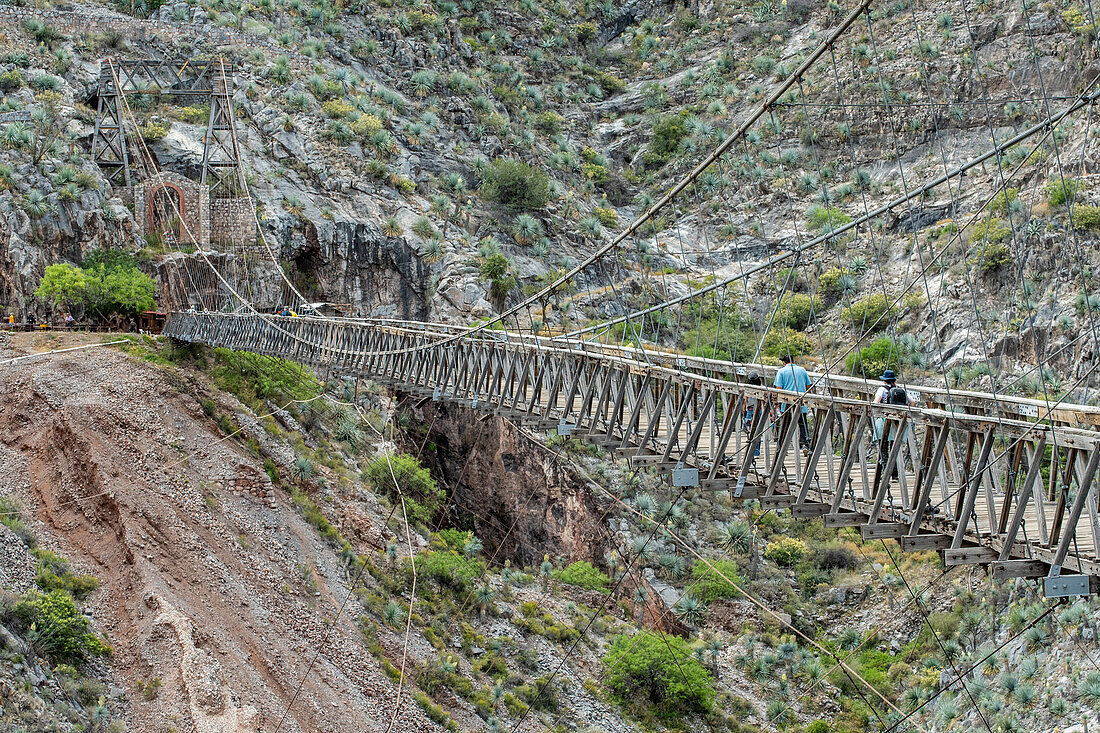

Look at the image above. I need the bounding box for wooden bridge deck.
[164,311,1100,595]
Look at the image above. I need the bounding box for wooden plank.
[899,534,952,552]
[825,513,868,527]
[791,502,831,518]
[759,495,797,509]
[992,559,1048,579]
[861,523,909,540]
[943,546,999,566]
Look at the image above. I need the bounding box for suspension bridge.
[40,0,1100,600]
[162,310,1100,597]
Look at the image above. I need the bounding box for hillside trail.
[0,331,442,733]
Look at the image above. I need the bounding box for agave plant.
[381,216,403,238]
[673,595,707,626]
[22,190,54,219]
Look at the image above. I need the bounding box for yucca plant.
[381,216,403,237]
[673,595,707,626]
[512,214,542,245]
[383,600,404,627]
[22,190,54,218]
[410,69,437,97]
[291,456,314,480]
[473,586,494,616]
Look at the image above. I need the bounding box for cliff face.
[274,213,432,320]
[396,395,613,568]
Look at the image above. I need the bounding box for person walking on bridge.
[773,353,812,456]
[873,369,913,482]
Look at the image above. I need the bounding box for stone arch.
[148,182,186,239]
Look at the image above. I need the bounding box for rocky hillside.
[3,0,1100,397]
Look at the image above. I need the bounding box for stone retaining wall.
[0,4,306,63]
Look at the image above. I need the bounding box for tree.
[480,253,516,304]
[82,264,155,319]
[603,632,714,721]
[35,263,86,313]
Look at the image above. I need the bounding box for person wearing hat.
[873,369,912,481]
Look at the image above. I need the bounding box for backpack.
[887,385,908,405]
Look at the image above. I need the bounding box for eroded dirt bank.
[0,333,441,733]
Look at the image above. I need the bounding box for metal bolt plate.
[1044,574,1092,598]
[672,467,698,487]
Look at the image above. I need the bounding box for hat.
[879,369,897,382]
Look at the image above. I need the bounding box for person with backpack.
[873,369,912,480]
[743,370,765,459]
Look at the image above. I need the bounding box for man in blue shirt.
[774,353,812,454]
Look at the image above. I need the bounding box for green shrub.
[761,327,815,360]
[807,206,852,232]
[845,337,899,378]
[764,537,806,566]
[593,70,627,94]
[34,550,99,600]
[514,675,562,711]
[642,112,690,170]
[969,217,1011,243]
[482,158,550,211]
[805,721,830,733]
[842,293,897,332]
[574,21,598,42]
[0,70,22,91]
[553,561,610,592]
[593,206,618,227]
[7,589,110,665]
[363,453,444,525]
[970,242,1014,272]
[1045,178,1079,206]
[1071,204,1100,230]
[775,293,817,330]
[818,267,857,299]
[210,348,320,408]
[0,497,35,547]
[139,121,169,141]
[988,187,1018,214]
[534,111,564,133]
[603,632,714,720]
[415,549,484,590]
[321,99,355,118]
[689,559,742,602]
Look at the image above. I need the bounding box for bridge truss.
[91,56,243,192]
